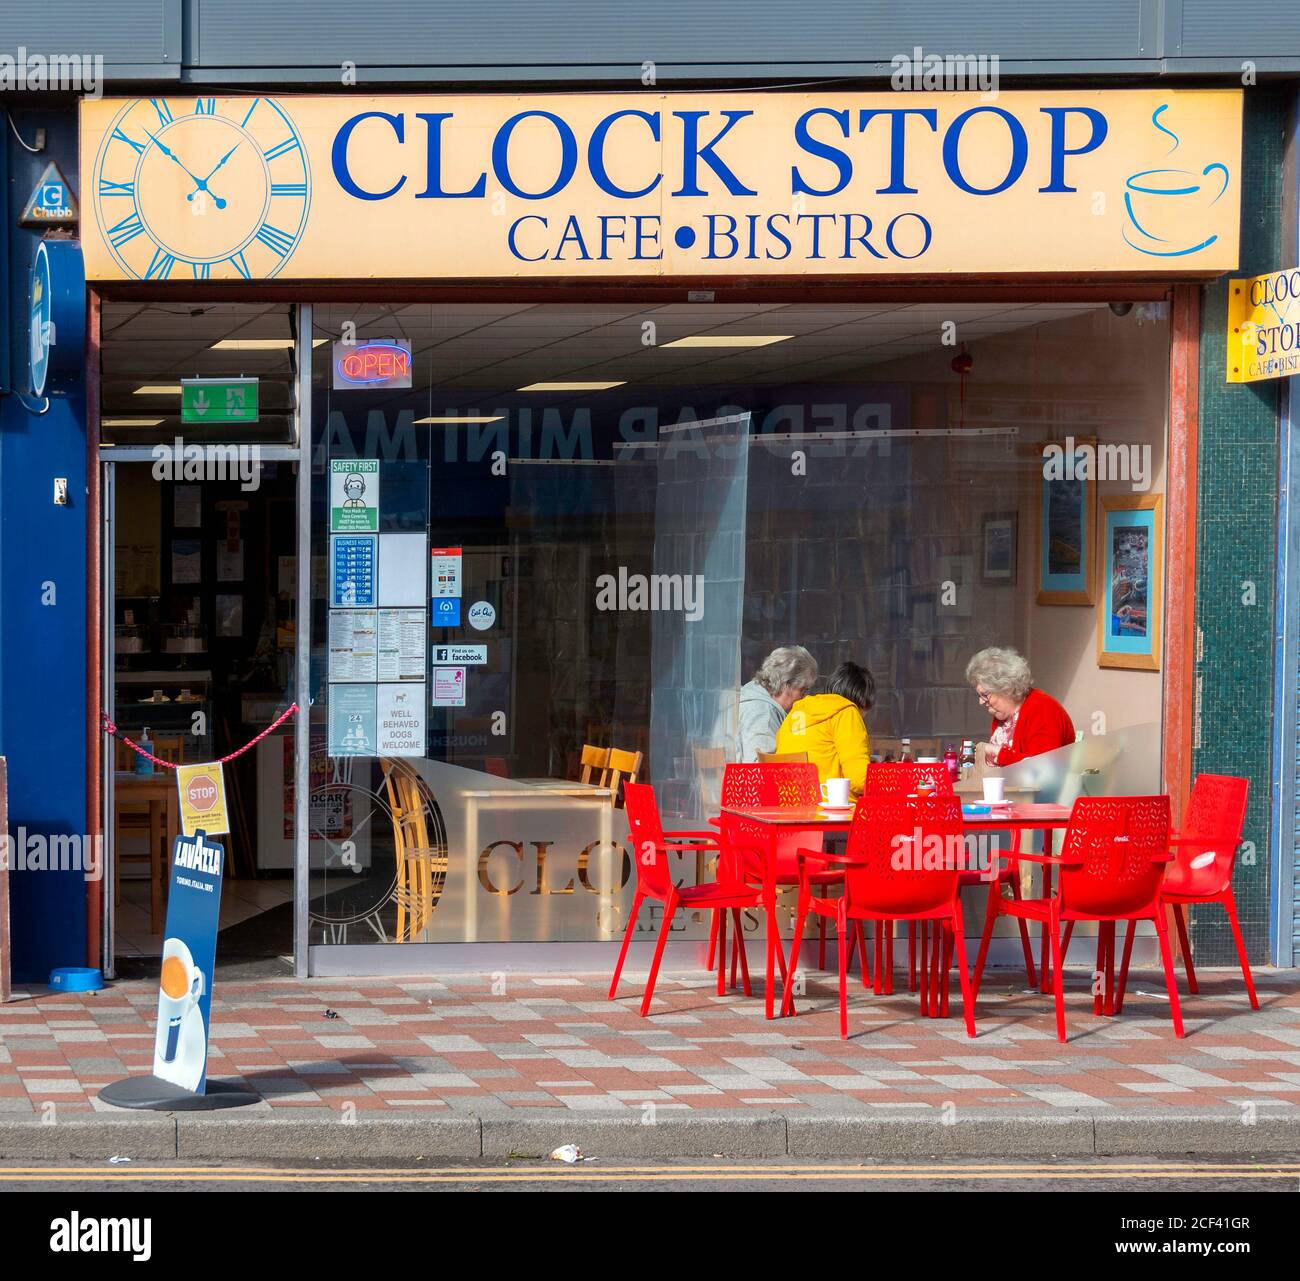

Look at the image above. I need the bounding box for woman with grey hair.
[965,646,1075,768]
[737,645,819,761]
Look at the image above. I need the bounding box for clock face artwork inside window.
[91,97,311,280]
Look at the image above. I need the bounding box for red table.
[719,801,1073,1017]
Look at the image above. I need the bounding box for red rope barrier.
[101,702,299,771]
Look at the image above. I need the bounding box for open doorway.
[100,301,302,972]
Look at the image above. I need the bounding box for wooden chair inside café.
[381,758,447,943]
[576,741,643,807]
[113,734,184,914]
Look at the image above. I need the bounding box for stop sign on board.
[186,774,219,812]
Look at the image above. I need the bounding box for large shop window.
[307,300,1171,947]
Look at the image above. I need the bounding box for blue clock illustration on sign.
[90,97,311,280]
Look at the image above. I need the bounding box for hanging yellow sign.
[80,89,1242,281]
[175,762,230,838]
[1226,267,1300,383]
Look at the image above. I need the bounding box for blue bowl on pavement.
[49,966,105,993]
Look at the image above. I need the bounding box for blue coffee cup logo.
[1122,105,1230,259]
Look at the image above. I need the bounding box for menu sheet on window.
[377,608,427,682]
[328,609,377,682]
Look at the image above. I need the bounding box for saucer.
[818,804,854,814]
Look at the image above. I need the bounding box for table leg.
[1104,921,1116,1016]
[918,921,928,1016]
[764,892,776,1019]
[1039,860,1055,994]
[929,921,943,1018]
[717,908,728,997]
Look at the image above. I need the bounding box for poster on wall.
[981,512,1017,585]
[328,683,378,756]
[216,541,244,582]
[329,459,380,532]
[377,683,426,756]
[1037,438,1096,605]
[174,484,201,528]
[1097,494,1163,671]
[215,594,244,638]
[171,539,202,584]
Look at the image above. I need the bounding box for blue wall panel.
[1,107,89,982]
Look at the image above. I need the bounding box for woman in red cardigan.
[965,647,1076,767]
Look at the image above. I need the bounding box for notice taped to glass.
[378,608,427,681]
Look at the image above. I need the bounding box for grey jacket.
[736,680,786,762]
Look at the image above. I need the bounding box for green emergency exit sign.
[181,377,259,424]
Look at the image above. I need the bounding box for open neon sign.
[332,339,413,389]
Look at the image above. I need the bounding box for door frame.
[91,295,314,975]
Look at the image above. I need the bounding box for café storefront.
[80,87,1242,976]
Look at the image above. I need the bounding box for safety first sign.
[176,762,230,837]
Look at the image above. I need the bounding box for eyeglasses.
[975,689,994,707]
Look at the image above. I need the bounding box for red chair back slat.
[623,782,676,900]
[840,793,966,915]
[1177,774,1249,895]
[862,761,954,796]
[1058,795,1171,918]
[720,762,823,882]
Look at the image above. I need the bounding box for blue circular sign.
[29,240,86,397]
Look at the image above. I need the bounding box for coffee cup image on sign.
[1122,105,1230,258]
[154,938,205,1084]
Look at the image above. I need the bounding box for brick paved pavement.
[2,965,1298,1121]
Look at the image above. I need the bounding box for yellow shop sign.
[81,89,1242,282]
[1226,267,1300,383]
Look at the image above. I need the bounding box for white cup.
[982,776,1005,804]
[820,778,851,808]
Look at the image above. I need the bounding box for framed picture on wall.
[981,511,1018,585]
[1036,437,1096,605]
[1097,493,1163,671]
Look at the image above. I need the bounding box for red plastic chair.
[783,793,977,1039]
[608,782,763,1016]
[709,762,867,984]
[971,795,1180,1041]
[1115,774,1255,1011]
[858,762,1037,997]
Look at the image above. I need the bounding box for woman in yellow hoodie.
[774,661,874,796]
